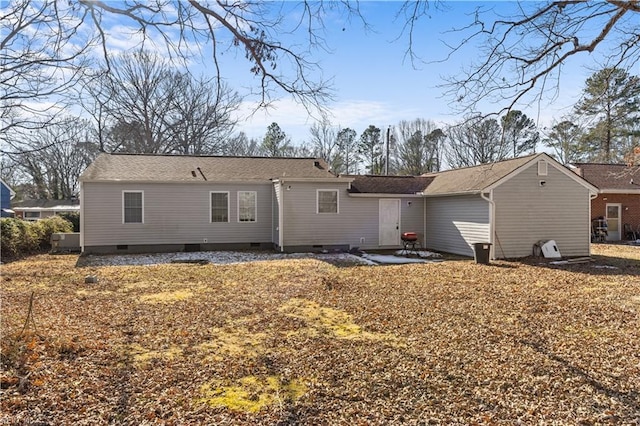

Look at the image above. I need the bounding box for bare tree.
[445,116,508,168]
[420,1,640,115]
[309,119,342,171]
[543,119,586,165]
[92,51,239,154]
[396,119,444,174]
[1,0,95,135]
[4,118,99,199]
[221,132,261,157]
[165,74,241,155]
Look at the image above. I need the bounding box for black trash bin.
[473,242,492,264]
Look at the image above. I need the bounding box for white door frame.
[379,199,401,246]
[605,203,622,241]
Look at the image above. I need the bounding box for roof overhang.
[420,190,482,197]
[80,179,274,184]
[348,193,424,198]
[13,206,80,212]
[484,153,599,194]
[272,177,354,184]
[595,189,640,195]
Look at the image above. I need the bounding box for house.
[572,163,640,241]
[79,152,597,259]
[1,179,15,217]
[12,199,80,221]
[420,154,598,258]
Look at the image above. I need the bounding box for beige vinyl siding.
[425,194,490,257]
[493,161,591,258]
[82,182,273,247]
[281,182,424,249]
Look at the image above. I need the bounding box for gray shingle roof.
[348,175,434,194]
[572,163,640,191]
[422,154,539,195]
[80,153,336,182]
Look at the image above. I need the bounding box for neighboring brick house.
[572,163,640,241]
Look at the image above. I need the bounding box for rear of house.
[80,153,355,254]
[79,152,597,259]
[423,154,597,259]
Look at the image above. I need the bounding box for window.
[24,211,41,221]
[537,160,548,176]
[317,190,338,214]
[211,192,229,222]
[123,191,143,223]
[238,191,257,222]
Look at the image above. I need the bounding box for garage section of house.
[422,154,598,259]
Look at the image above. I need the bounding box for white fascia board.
[597,189,640,194]
[421,190,481,197]
[348,193,424,198]
[274,177,354,184]
[485,153,599,193]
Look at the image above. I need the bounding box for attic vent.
[314,160,322,169]
[537,160,548,176]
[191,171,197,177]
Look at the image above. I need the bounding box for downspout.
[279,181,284,252]
[480,190,495,259]
[79,182,84,253]
[589,192,598,257]
[422,194,427,249]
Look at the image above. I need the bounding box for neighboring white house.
[12,199,80,221]
[79,152,597,259]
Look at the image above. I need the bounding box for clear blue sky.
[101,1,608,145]
[217,1,598,144]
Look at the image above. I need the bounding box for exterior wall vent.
[537,160,548,176]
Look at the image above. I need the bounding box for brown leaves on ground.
[1,245,639,424]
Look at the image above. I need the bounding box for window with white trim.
[210,192,229,222]
[317,189,338,214]
[123,191,143,223]
[238,191,257,222]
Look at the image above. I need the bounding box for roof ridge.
[104,152,319,160]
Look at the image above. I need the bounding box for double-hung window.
[123,191,143,223]
[238,191,257,222]
[317,189,338,214]
[211,192,229,222]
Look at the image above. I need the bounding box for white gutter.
[480,190,496,260]
[588,192,598,257]
[79,182,84,253]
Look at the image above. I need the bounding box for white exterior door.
[606,203,622,241]
[379,199,400,246]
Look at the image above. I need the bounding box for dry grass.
[1,244,638,424]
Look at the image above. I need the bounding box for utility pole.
[385,125,390,175]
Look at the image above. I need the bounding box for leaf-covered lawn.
[1,245,639,424]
